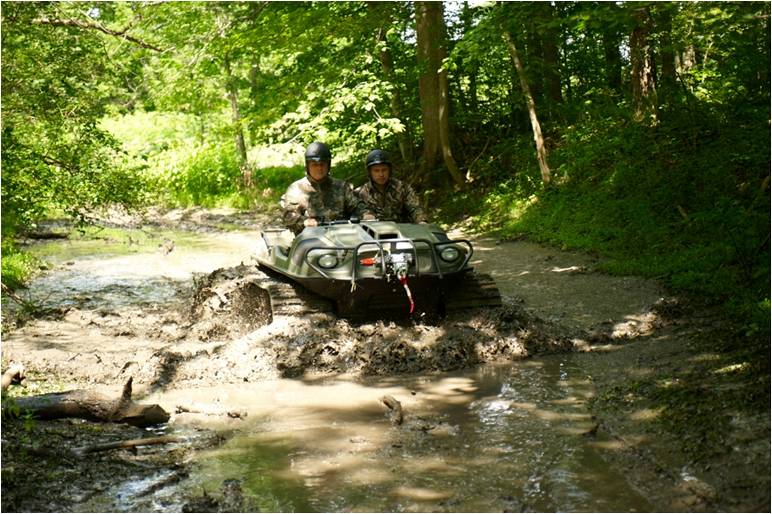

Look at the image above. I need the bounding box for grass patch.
[1,241,41,291]
[462,108,769,337]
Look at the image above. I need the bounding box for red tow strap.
[399,275,415,314]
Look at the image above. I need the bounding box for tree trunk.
[248,56,261,143]
[525,27,544,105]
[437,49,464,187]
[415,1,464,188]
[462,2,479,115]
[655,5,676,110]
[3,377,170,428]
[602,30,623,92]
[416,2,440,177]
[630,7,658,122]
[599,2,623,93]
[502,30,551,186]
[224,56,250,186]
[373,9,414,166]
[542,30,562,104]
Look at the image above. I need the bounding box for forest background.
[1,1,769,344]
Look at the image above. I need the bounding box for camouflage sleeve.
[402,184,427,223]
[280,183,307,234]
[354,184,375,219]
[345,182,373,220]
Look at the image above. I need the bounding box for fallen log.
[3,377,169,428]
[380,395,404,426]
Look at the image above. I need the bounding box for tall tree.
[212,4,258,184]
[600,3,624,93]
[371,2,414,166]
[501,24,551,185]
[460,1,479,117]
[224,55,249,183]
[415,1,464,187]
[538,3,562,105]
[630,6,658,122]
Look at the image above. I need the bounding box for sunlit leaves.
[1,1,151,230]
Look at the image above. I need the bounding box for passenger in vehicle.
[355,149,427,224]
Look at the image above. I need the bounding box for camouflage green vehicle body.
[256,220,501,317]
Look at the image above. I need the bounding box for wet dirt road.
[465,234,665,333]
[2,211,768,512]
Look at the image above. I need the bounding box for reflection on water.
[178,360,650,513]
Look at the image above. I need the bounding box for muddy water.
[17,229,262,312]
[140,362,650,513]
[10,223,662,512]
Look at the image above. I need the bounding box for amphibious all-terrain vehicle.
[255,219,501,318]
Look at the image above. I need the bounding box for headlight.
[317,254,338,269]
[439,246,460,262]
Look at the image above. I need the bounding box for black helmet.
[305,142,332,163]
[365,149,391,169]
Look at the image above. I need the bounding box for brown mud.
[1,207,769,512]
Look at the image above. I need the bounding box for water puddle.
[102,360,651,512]
[15,230,261,311]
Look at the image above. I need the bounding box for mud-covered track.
[257,276,334,317]
[444,272,502,312]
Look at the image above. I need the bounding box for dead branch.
[72,435,183,456]
[175,403,247,419]
[0,283,29,309]
[32,17,163,51]
[380,395,404,426]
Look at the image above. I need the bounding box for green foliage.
[160,144,242,207]
[100,111,212,157]
[466,103,769,332]
[0,241,40,291]
[672,2,771,106]
[1,2,152,233]
[252,166,303,203]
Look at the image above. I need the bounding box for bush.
[1,241,39,291]
[465,106,769,333]
[161,144,242,207]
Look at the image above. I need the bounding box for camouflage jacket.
[281,175,369,233]
[355,178,427,223]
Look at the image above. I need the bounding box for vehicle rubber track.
[443,272,502,312]
[252,268,334,317]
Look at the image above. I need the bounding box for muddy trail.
[1,207,769,512]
